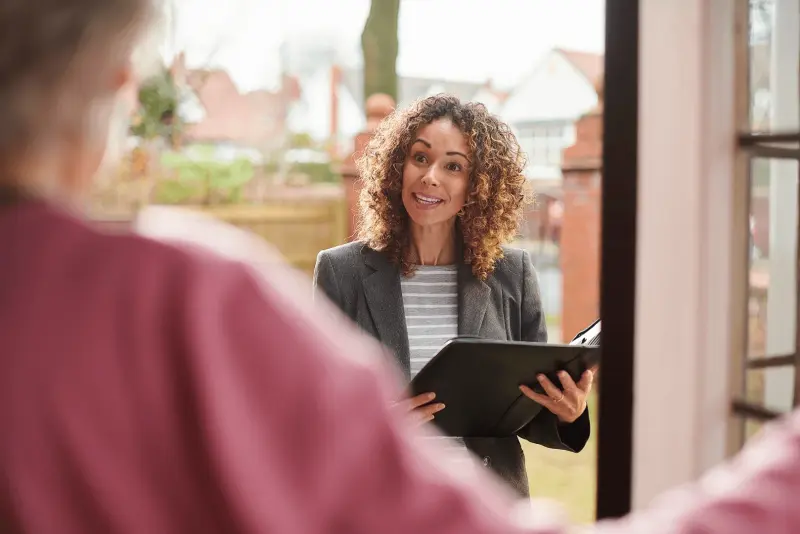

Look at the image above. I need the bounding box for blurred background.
[95,0,606,348]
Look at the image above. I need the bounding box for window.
[731,0,800,446]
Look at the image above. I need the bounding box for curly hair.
[356,94,532,281]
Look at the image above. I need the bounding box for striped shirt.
[401,265,473,462]
[401,265,459,378]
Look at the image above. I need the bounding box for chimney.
[170,51,187,86]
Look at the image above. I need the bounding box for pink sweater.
[1,200,799,533]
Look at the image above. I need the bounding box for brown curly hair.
[356,94,532,281]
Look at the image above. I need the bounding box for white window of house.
[545,125,566,166]
[563,124,577,146]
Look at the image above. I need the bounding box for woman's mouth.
[413,193,444,207]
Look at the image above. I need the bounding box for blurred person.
[2,1,800,534]
[314,94,594,497]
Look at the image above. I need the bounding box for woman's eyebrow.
[411,138,470,163]
[412,138,432,148]
[447,151,470,162]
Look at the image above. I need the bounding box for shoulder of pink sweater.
[594,410,800,534]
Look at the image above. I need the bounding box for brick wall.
[560,109,602,341]
[341,94,395,240]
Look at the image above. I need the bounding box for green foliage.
[156,151,255,204]
[262,161,339,184]
[289,132,315,149]
[131,69,180,141]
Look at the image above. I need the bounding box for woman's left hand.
[519,367,597,424]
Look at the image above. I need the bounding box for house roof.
[554,48,604,87]
[498,48,603,125]
[340,68,487,110]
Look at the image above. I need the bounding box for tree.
[130,68,180,144]
[360,0,401,104]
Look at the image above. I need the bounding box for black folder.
[409,338,600,438]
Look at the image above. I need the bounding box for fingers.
[407,392,436,410]
[556,370,579,393]
[519,384,553,406]
[416,402,446,418]
[536,373,564,400]
[415,413,435,425]
[410,400,445,426]
[522,373,588,425]
[578,368,595,392]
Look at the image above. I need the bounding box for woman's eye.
[446,163,462,172]
[414,153,428,164]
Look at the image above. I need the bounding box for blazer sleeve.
[515,249,591,452]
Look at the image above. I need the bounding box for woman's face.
[401,119,471,229]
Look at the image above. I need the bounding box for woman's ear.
[110,63,134,93]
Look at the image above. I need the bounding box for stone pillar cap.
[366,93,396,128]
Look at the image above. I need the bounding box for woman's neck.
[407,221,458,266]
[10,141,91,209]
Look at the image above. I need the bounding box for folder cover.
[409,338,600,438]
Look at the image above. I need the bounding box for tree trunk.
[360,0,400,104]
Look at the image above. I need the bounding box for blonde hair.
[0,0,158,173]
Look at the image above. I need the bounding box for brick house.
[292,63,509,159]
[498,48,603,245]
[169,53,301,151]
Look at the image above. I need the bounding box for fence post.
[340,93,395,241]
[560,77,604,343]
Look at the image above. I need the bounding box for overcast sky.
[165,0,606,92]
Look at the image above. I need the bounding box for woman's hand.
[519,367,597,424]
[397,392,445,425]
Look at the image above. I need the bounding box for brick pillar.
[560,79,603,342]
[328,64,341,159]
[340,93,395,240]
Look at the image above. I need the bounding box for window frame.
[729,0,800,438]
[595,0,639,519]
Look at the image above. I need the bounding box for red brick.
[560,110,602,341]
[340,94,396,240]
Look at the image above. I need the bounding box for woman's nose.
[421,167,440,187]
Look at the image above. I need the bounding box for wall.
[633,0,742,509]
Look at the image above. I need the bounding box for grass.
[520,391,598,524]
[545,313,562,327]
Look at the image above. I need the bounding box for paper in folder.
[570,319,601,346]
[409,326,601,439]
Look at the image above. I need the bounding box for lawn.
[520,391,598,524]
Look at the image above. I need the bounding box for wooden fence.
[91,186,348,276]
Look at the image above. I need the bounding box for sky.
[165,0,606,92]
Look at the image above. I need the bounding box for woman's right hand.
[402,392,445,425]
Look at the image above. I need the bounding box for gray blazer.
[313,241,589,496]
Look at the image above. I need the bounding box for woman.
[314,94,595,497]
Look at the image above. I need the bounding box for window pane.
[746,157,799,414]
[748,0,799,131]
[745,366,796,413]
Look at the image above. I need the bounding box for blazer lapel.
[362,249,411,375]
[458,263,490,336]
